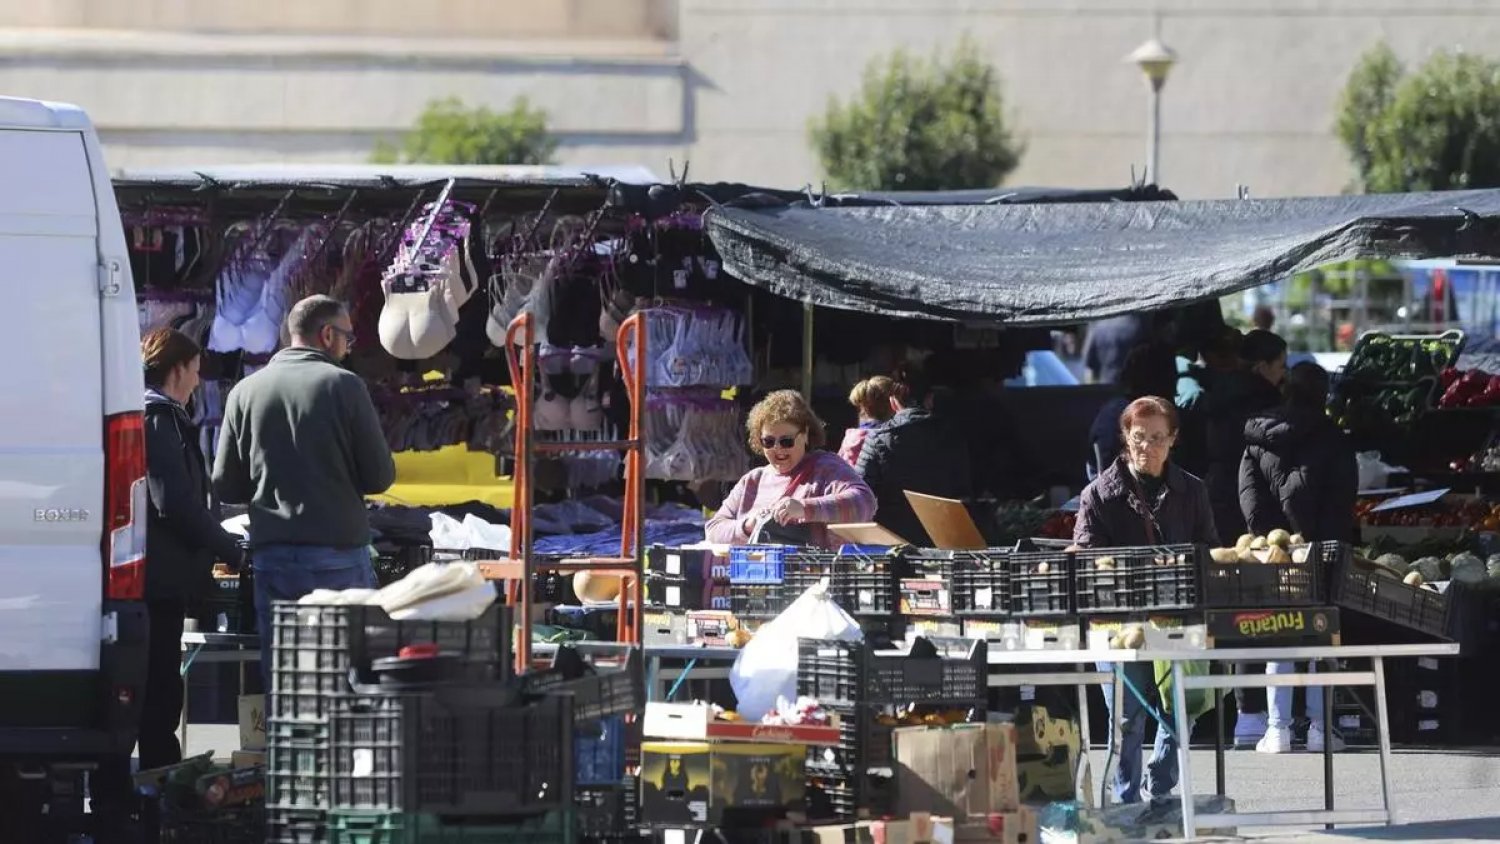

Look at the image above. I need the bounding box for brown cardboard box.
[1012,705,1080,804]
[230,750,265,769]
[237,694,266,751]
[894,723,1020,818]
[952,809,1038,844]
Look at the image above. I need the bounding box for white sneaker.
[1256,725,1293,754]
[1307,724,1345,753]
[1234,712,1268,748]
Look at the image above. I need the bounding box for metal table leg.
[1076,663,1095,807]
[1372,656,1396,824]
[1171,661,1196,840]
[1322,659,1335,830]
[1214,663,1227,797]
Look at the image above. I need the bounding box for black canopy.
[705,189,1500,324]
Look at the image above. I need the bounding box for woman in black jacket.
[1239,361,1356,754]
[141,329,245,772]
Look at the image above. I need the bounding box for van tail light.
[104,412,147,600]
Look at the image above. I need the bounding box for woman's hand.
[773,498,806,525]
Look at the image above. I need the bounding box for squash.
[573,571,622,603]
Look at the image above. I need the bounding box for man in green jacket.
[213,295,396,687]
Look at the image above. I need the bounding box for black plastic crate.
[1202,542,1338,608]
[326,809,573,844]
[1008,551,1073,617]
[646,546,717,581]
[376,545,434,586]
[161,805,265,844]
[729,581,789,619]
[522,645,644,723]
[575,716,628,786]
[576,778,637,837]
[267,720,330,811]
[266,807,325,844]
[329,687,573,816]
[804,704,895,776]
[784,549,899,617]
[1072,545,1201,612]
[950,551,1009,616]
[1072,549,1137,613]
[270,601,513,722]
[1332,557,1451,638]
[797,636,986,707]
[645,572,704,610]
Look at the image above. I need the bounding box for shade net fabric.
[705,189,1500,324]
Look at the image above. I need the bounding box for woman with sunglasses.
[1073,396,1217,804]
[706,390,875,548]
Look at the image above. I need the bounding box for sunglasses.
[760,434,801,450]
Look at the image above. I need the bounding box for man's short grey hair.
[287,295,348,340]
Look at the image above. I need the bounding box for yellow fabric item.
[368,445,514,508]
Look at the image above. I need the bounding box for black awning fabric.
[705,189,1500,325]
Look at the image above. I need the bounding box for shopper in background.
[1201,329,1287,545]
[1240,362,1354,753]
[838,375,896,467]
[1082,313,1152,384]
[1074,396,1217,804]
[140,329,247,771]
[1086,342,1179,479]
[706,389,875,548]
[856,364,973,546]
[214,295,396,687]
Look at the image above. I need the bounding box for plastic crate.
[522,645,644,724]
[575,715,628,786]
[576,778,636,837]
[329,688,572,816]
[728,545,790,583]
[1008,551,1073,617]
[327,809,573,844]
[785,549,900,617]
[645,573,704,610]
[270,602,513,722]
[161,805,265,844]
[804,704,895,776]
[1073,545,1201,612]
[1332,559,1451,638]
[1201,542,1339,608]
[797,637,986,707]
[898,553,954,616]
[267,720,330,810]
[950,551,1009,616]
[266,807,325,844]
[728,581,788,618]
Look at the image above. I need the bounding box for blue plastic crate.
[729,545,789,583]
[575,715,627,786]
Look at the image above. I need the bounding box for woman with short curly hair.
[706,390,876,548]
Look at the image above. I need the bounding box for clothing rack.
[477,309,647,671]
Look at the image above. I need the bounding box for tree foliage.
[373,96,558,166]
[810,39,1023,191]
[1337,44,1500,192]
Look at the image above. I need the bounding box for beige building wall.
[1,1,1499,199]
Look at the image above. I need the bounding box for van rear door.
[0,100,145,737]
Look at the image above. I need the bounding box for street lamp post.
[1127,37,1177,185]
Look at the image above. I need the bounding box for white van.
[0,98,148,833]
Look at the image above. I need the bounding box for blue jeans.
[1099,661,1180,803]
[254,544,377,691]
[1267,661,1324,728]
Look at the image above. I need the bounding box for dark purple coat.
[1073,457,1218,548]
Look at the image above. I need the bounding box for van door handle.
[98,256,125,297]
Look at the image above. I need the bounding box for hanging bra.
[209,226,310,354]
[378,224,478,360]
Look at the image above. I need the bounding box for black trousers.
[139,599,186,771]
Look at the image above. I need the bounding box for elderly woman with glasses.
[706,390,876,548]
[1074,395,1217,804]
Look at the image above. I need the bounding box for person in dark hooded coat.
[1239,362,1358,541]
[1238,361,1356,755]
[1201,329,1287,546]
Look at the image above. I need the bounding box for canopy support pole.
[802,300,815,399]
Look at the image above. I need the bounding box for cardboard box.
[964,620,1080,652]
[1084,616,1207,652]
[1205,607,1340,647]
[237,694,265,751]
[644,702,841,746]
[1013,704,1080,804]
[894,723,1020,818]
[230,750,265,769]
[687,610,741,646]
[196,765,264,810]
[952,809,1038,844]
[644,610,689,646]
[640,740,806,825]
[900,578,952,616]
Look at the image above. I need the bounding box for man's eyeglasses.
[1127,432,1174,449]
[329,326,357,345]
[761,434,800,450]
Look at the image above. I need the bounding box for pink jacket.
[705,450,876,549]
[838,427,870,467]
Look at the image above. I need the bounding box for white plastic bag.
[730,578,862,721]
[1357,451,1403,491]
